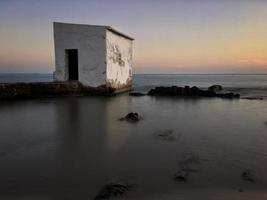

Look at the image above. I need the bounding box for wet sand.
[0,95,267,199]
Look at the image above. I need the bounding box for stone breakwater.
[147,85,240,99]
[0,83,240,100]
[0,82,115,99]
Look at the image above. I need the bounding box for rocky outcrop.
[129,92,145,96]
[174,170,189,182]
[208,85,223,92]
[120,112,141,122]
[0,82,115,99]
[241,169,255,182]
[148,86,240,99]
[95,181,131,200]
[0,83,241,100]
[242,97,263,100]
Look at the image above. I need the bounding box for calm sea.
[0,73,267,199]
[1,73,267,87]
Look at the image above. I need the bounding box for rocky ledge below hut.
[0,82,116,99]
[148,85,240,99]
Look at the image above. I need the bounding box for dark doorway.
[66,49,78,81]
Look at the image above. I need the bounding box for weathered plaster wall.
[53,22,106,87]
[106,30,133,91]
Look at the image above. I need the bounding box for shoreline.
[0,73,266,100]
[0,82,266,100]
[0,82,241,100]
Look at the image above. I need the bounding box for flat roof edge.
[53,22,134,40]
[106,27,134,40]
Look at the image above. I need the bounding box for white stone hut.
[53,22,134,92]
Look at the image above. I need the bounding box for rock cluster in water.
[148,85,240,99]
[174,170,189,182]
[208,85,223,92]
[129,92,146,96]
[243,97,263,100]
[242,169,255,182]
[94,181,131,200]
[120,112,141,122]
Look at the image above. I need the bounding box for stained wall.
[106,29,133,91]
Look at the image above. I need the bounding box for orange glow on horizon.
[0,0,266,73]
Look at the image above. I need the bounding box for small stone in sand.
[174,170,189,182]
[242,169,255,182]
[120,112,141,122]
[95,181,131,199]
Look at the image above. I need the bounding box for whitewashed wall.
[53,22,106,87]
[106,30,133,91]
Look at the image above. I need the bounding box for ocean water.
[0,95,267,199]
[134,74,267,99]
[1,73,267,88]
[0,73,53,83]
[134,74,267,90]
[0,74,267,199]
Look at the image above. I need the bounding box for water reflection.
[0,95,267,199]
[53,96,134,152]
[105,96,134,151]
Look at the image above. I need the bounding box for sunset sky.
[0,0,267,74]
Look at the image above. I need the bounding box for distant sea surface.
[0,73,267,98]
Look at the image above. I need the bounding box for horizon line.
[0,72,267,76]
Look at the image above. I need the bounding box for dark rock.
[191,86,200,95]
[95,181,131,200]
[174,170,189,182]
[184,86,191,95]
[238,188,244,192]
[120,112,140,122]
[157,129,173,137]
[147,85,240,99]
[129,92,145,96]
[216,92,240,99]
[156,129,177,141]
[242,169,255,182]
[242,97,263,100]
[0,82,116,99]
[208,85,223,92]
